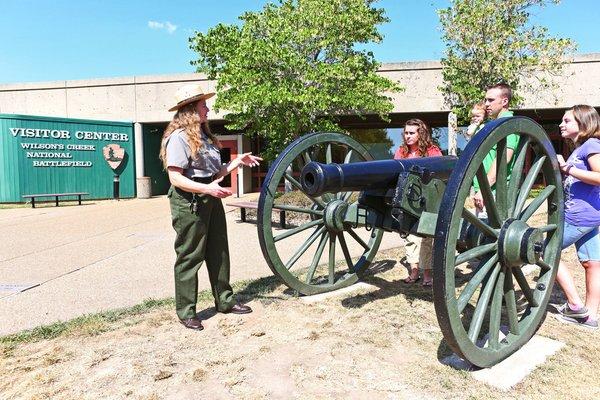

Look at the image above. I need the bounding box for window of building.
[346,126,471,159]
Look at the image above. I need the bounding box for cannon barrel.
[301,156,458,197]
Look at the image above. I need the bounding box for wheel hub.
[323,199,348,232]
[499,218,544,267]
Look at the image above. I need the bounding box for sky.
[0,0,599,84]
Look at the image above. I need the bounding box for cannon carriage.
[256,116,563,367]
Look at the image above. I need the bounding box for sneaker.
[557,302,589,318]
[560,315,598,330]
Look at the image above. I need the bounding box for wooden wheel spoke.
[457,254,499,313]
[539,224,558,233]
[328,235,336,284]
[347,228,370,250]
[476,165,501,227]
[274,219,322,243]
[519,185,555,222]
[488,269,505,349]
[512,155,547,218]
[462,208,499,238]
[305,231,329,283]
[274,203,323,216]
[512,268,538,307]
[468,263,502,343]
[343,149,354,164]
[504,268,519,335]
[283,171,302,189]
[284,172,326,208]
[338,233,355,273]
[507,137,530,216]
[504,271,520,335]
[302,151,313,165]
[536,259,553,271]
[455,242,498,266]
[326,143,332,164]
[285,226,325,270]
[495,138,508,220]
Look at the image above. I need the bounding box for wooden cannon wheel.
[257,132,383,295]
[433,117,564,367]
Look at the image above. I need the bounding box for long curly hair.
[398,118,436,158]
[570,104,600,145]
[159,102,220,169]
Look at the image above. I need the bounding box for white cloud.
[148,20,177,34]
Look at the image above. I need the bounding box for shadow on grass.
[236,274,287,300]
[336,257,463,365]
[340,258,435,309]
[196,274,289,320]
[436,340,460,366]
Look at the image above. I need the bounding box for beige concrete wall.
[1,54,599,122]
[380,61,446,113]
[520,53,600,109]
[0,73,219,123]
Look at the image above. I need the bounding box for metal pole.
[113,175,120,200]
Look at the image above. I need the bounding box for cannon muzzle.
[301,156,457,197]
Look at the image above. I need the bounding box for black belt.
[192,176,213,184]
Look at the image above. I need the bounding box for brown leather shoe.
[179,317,204,330]
[223,303,252,314]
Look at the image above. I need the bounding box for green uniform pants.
[169,186,235,319]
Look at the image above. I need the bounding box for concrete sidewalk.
[0,196,399,335]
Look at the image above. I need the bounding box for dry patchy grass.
[0,245,598,399]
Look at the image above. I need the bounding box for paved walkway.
[0,196,400,335]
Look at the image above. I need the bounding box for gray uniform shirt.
[165,128,221,178]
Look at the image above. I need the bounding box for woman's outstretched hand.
[235,152,263,168]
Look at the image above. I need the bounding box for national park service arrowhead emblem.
[103,144,125,170]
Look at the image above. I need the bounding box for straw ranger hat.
[168,84,215,112]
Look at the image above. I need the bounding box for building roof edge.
[2,52,600,90]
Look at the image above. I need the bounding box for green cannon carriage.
[256,116,563,367]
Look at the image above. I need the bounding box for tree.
[348,128,395,159]
[438,0,576,122]
[189,0,401,159]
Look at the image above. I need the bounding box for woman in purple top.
[555,104,600,329]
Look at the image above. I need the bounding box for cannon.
[257,117,563,367]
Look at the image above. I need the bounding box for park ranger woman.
[160,84,262,330]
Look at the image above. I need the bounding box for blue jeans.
[562,222,600,261]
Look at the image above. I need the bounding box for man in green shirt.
[472,83,520,213]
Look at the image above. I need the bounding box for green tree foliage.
[189,0,401,159]
[438,0,576,122]
[348,128,394,159]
